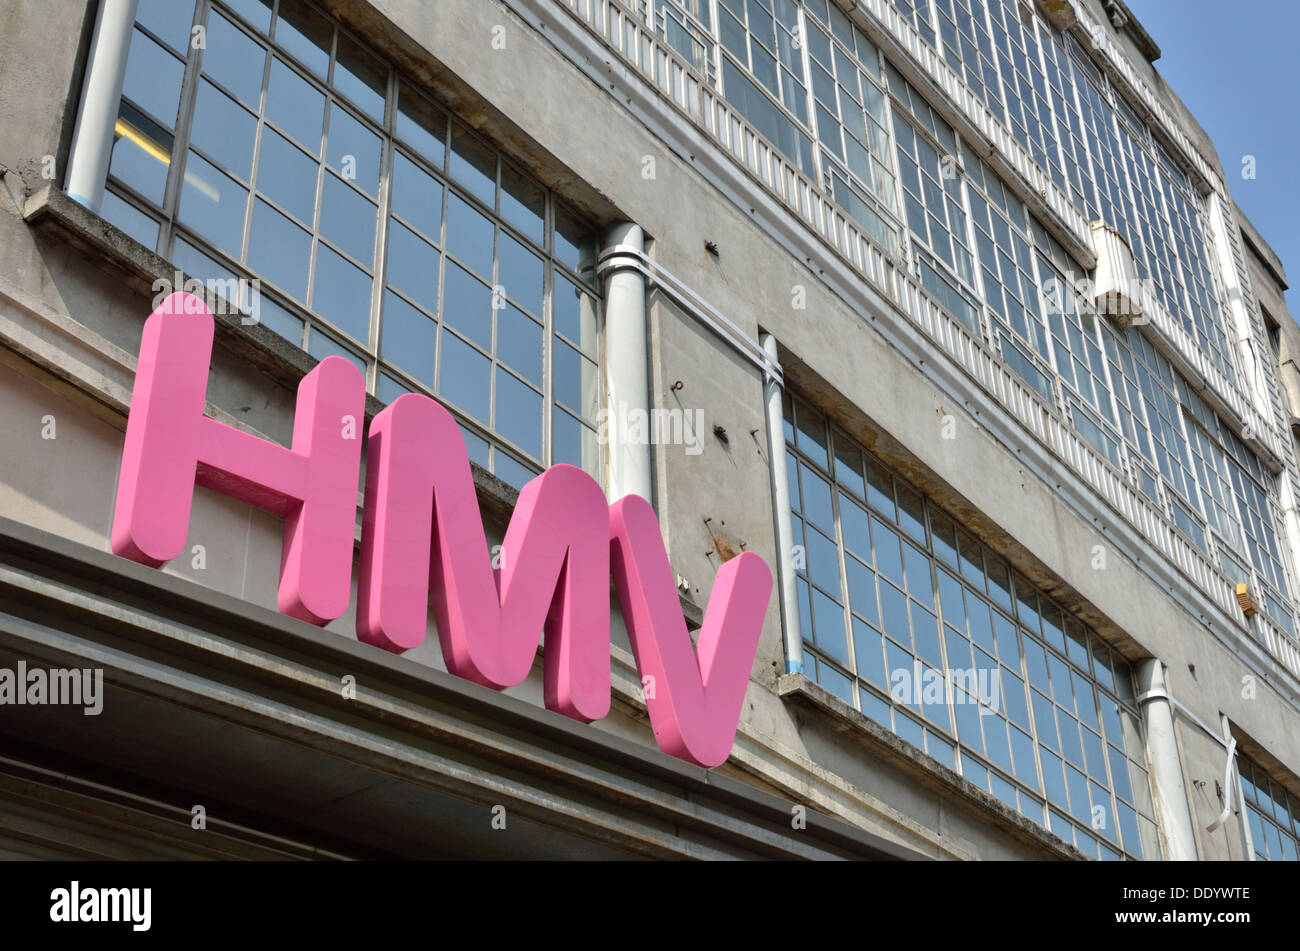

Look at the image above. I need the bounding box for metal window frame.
[782,388,1154,856]
[101,0,606,489]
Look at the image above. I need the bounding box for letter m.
[111,293,365,624]
[357,394,612,723]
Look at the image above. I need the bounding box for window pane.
[794,403,829,469]
[307,328,365,375]
[833,434,865,499]
[311,243,371,342]
[122,28,184,128]
[266,58,325,153]
[384,220,439,313]
[448,126,496,206]
[379,290,436,387]
[171,238,242,307]
[256,127,318,225]
[275,0,331,77]
[204,12,266,108]
[252,294,302,343]
[446,193,494,279]
[248,199,311,301]
[320,173,376,266]
[500,163,545,246]
[494,369,542,460]
[391,152,443,240]
[396,79,446,168]
[492,452,537,492]
[812,587,849,667]
[442,260,492,351]
[222,0,272,33]
[438,330,490,422]
[852,617,887,687]
[552,407,598,473]
[333,30,386,121]
[109,105,171,205]
[553,275,598,353]
[137,0,193,52]
[326,104,381,195]
[190,80,257,181]
[497,304,543,386]
[179,152,248,257]
[553,339,598,422]
[555,206,596,277]
[376,372,409,405]
[498,232,543,317]
[101,191,159,249]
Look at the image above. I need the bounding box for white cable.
[1136,687,1239,833]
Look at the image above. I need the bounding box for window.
[706,3,1297,633]
[891,105,974,292]
[717,0,816,174]
[99,0,602,491]
[1262,306,1281,357]
[785,393,1159,858]
[933,0,1004,125]
[655,0,716,78]
[1239,756,1300,861]
[805,4,899,250]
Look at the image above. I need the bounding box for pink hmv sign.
[110,293,772,767]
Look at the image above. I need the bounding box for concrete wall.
[0,0,1297,859]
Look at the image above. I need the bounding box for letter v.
[609,495,772,767]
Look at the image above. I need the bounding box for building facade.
[0,0,1296,859]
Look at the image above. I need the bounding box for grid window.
[777,1,1247,410]
[100,0,602,491]
[654,0,717,79]
[786,393,1158,858]
[1040,30,1092,218]
[631,0,1297,634]
[806,3,899,251]
[890,105,977,309]
[716,0,816,174]
[934,0,1004,126]
[1102,329,1202,536]
[1067,39,1133,243]
[1239,757,1300,861]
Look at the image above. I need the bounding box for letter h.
[111,293,365,624]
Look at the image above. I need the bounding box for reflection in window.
[100,0,603,488]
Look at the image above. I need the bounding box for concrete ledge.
[0,515,921,859]
[777,673,1088,860]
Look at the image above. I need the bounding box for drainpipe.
[1136,659,1199,860]
[66,0,139,212]
[601,222,652,504]
[761,332,803,675]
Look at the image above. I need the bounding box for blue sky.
[1128,0,1298,307]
